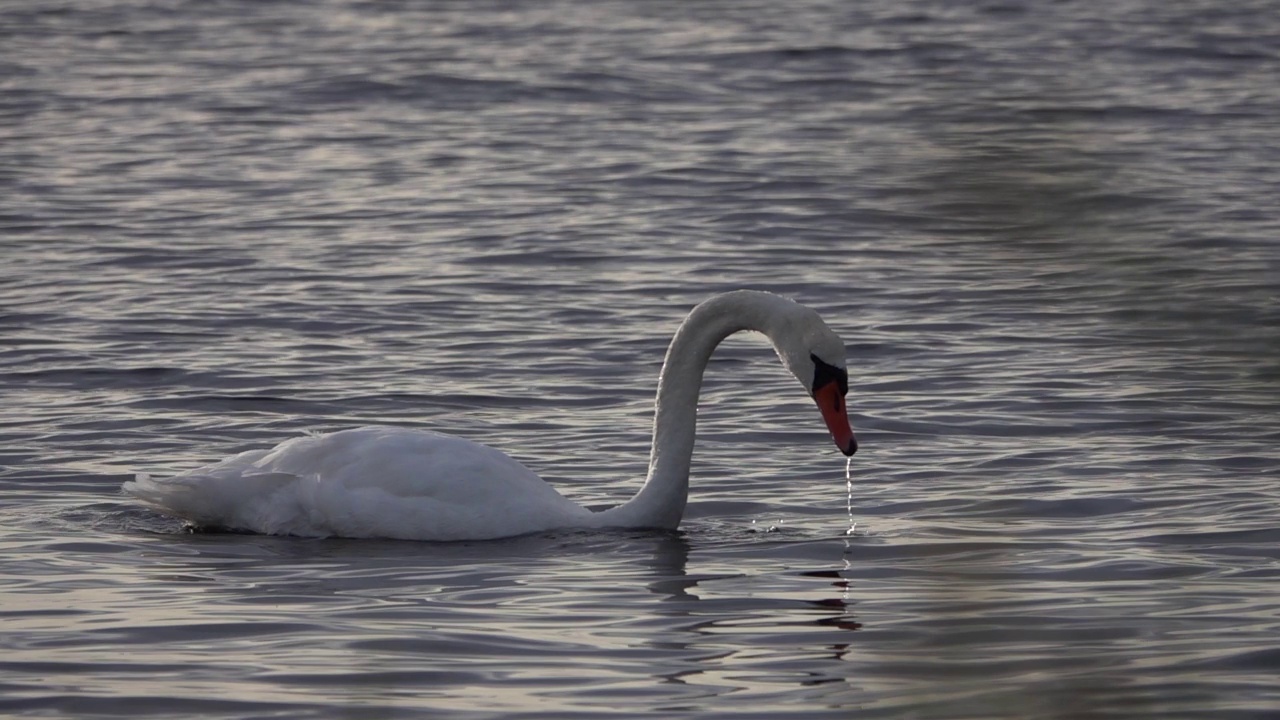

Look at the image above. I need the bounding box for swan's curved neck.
[596,291,798,529]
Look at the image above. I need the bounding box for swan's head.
[773,304,858,457]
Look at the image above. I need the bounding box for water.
[3,0,1279,717]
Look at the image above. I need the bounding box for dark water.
[3,0,1279,717]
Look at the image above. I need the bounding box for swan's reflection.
[121,521,861,710]
[633,531,862,695]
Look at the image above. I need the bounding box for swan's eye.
[810,353,848,396]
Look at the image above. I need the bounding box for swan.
[123,290,857,541]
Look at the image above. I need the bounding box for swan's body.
[128,427,596,539]
[124,291,856,541]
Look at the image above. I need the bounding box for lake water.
[3,0,1279,717]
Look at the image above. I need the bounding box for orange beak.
[814,383,857,456]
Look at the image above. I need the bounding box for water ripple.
[2,0,1279,717]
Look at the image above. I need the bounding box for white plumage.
[127,427,592,540]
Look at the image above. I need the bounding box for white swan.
[123,290,857,541]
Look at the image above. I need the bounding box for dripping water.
[841,456,854,609]
[845,456,856,535]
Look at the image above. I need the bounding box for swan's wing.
[124,427,591,540]
[259,427,552,500]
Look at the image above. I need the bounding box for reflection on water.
[1,520,867,714]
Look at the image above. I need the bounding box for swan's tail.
[123,470,299,529]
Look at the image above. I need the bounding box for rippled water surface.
[3,0,1280,717]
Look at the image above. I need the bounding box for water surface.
[3,1,1279,717]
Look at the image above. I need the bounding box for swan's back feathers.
[123,427,591,541]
